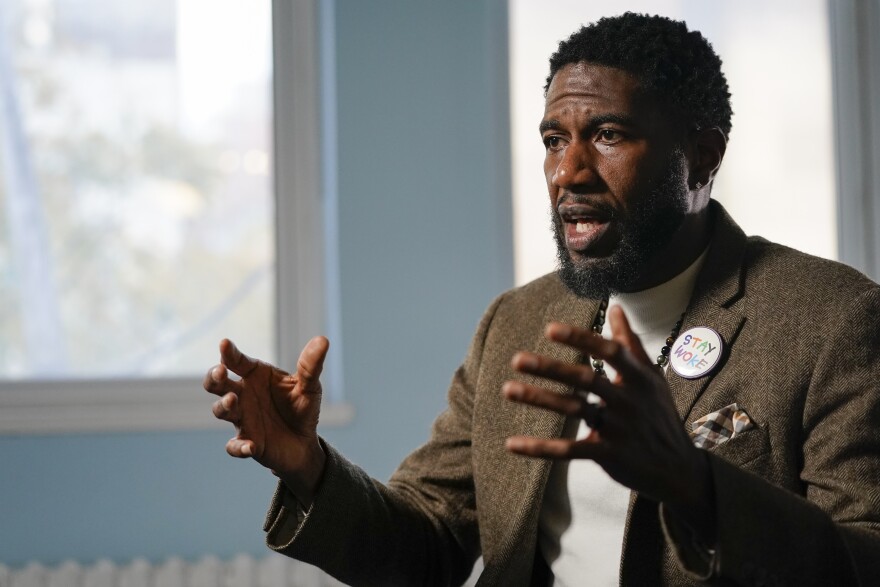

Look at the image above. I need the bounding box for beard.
[554,151,690,299]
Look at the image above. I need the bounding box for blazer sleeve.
[662,287,880,586]
[261,292,508,587]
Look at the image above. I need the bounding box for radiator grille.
[0,554,346,587]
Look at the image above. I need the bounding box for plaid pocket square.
[690,403,754,449]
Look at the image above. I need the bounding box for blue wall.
[0,0,512,567]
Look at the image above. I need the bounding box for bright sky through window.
[0,0,274,378]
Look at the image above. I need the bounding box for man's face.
[542,62,690,298]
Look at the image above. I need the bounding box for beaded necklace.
[589,298,685,378]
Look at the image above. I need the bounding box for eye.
[543,136,565,151]
[596,128,623,144]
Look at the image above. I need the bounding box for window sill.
[0,379,353,435]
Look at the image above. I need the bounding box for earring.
[695,181,703,189]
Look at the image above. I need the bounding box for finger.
[220,339,260,378]
[580,402,605,430]
[544,322,597,350]
[212,392,241,423]
[505,383,614,435]
[505,435,605,460]
[203,363,236,397]
[226,437,254,459]
[502,381,591,417]
[296,336,330,394]
[511,351,592,387]
[607,306,652,366]
[546,323,648,384]
[511,351,617,402]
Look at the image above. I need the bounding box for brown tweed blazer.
[264,202,880,586]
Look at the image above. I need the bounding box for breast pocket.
[705,424,771,468]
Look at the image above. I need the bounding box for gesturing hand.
[203,336,330,504]
[502,306,715,541]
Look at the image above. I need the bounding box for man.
[204,13,880,586]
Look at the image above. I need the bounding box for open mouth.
[558,203,614,254]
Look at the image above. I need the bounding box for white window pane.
[509,0,836,286]
[0,0,274,378]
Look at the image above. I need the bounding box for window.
[509,0,837,285]
[0,0,350,433]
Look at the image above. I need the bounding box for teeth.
[576,222,590,233]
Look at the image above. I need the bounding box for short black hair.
[546,12,733,138]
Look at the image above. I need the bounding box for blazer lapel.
[489,290,601,585]
[621,201,750,581]
[667,303,745,421]
[515,289,600,439]
[666,201,748,421]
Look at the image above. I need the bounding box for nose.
[550,141,599,191]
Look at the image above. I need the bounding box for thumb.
[296,336,330,393]
[607,306,652,366]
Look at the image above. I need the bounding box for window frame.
[0,0,353,435]
[830,0,880,281]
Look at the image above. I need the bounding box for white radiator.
[0,554,347,587]
[0,555,483,587]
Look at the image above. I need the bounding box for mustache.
[554,193,619,220]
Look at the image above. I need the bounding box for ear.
[686,127,727,190]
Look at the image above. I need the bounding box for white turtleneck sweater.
[537,249,708,586]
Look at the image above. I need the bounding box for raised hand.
[502,306,715,542]
[203,336,330,504]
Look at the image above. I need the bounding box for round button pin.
[669,327,723,379]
